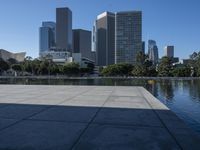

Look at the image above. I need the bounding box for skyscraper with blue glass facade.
[39,21,56,56]
[148,40,159,64]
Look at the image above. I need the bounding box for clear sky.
[0,0,199,59]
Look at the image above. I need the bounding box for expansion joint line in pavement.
[137,87,183,150]
[0,87,94,133]
[70,87,116,150]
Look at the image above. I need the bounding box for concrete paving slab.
[155,110,189,129]
[111,87,143,96]
[168,127,200,150]
[112,90,143,97]
[0,85,199,150]
[0,120,87,150]
[138,87,169,110]
[61,99,106,107]
[0,103,8,108]
[73,124,180,150]
[93,108,163,127]
[30,106,99,123]
[0,98,27,103]
[71,95,109,101]
[107,96,147,103]
[0,118,18,130]
[103,100,151,109]
[0,104,47,119]
[82,91,112,96]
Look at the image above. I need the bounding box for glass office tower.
[115,11,142,64]
[148,40,159,65]
[39,21,56,56]
[148,40,156,56]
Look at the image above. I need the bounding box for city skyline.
[0,0,200,59]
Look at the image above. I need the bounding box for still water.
[0,78,200,134]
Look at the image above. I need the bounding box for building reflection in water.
[159,80,174,100]
[145,80,158,98]
[188,80,200,101]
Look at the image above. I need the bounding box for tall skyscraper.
[56,7,72,52]
[39,21,56,56]
[142,41,145,54]
[42,22,56,37]
[115,11,142,64]
[94,12,115,66]
[73,29,92,59]
[148,40,159,64]
[148,40,156,56]
[165,46,174,58]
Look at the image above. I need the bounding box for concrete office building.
[39,22,56,56]
[115,11,142,64]
[165,46,174,58]
[148,40,159,65]
[40,48,70,64]
[56,7,72,52]
[94,12,115,66]
[73,29,92,59]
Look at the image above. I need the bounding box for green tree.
[38,60,49,75]
[119,63,133,75]
[188,51,200,76]
[136,51,146,65]
[172,67,191,77]
[11,64,22,72]
[31,59,41,75]
[132,65,147,76]
[101,63,133,76]
[189,52,198,60]
[101,65,117,76]
[63,62,80,75]
[157,57,173,77]
[23,58,33,73]
[147,66,158,77]
[50,64,61,75]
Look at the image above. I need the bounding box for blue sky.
[0,0,199,59]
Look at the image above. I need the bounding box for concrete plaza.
[0,85,199,150]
